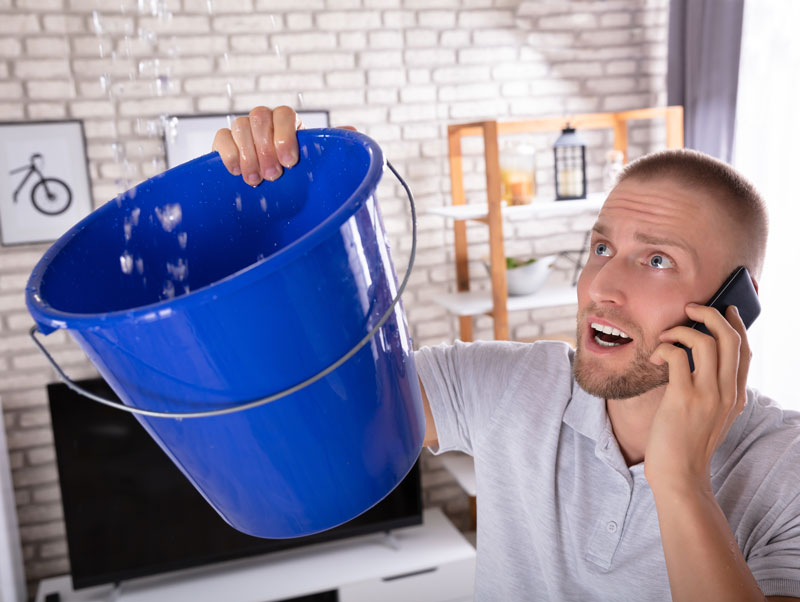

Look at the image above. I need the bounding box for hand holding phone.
[675,266,760,372]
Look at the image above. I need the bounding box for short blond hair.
[616,148,769,280]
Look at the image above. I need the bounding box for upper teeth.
[591,322,631,339]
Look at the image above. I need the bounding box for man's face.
[573,176,735,400]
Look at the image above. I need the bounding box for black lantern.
[553,124,587,201]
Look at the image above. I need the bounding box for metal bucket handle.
[29,160,417,419]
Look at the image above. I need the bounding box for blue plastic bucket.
[26,129,425,538]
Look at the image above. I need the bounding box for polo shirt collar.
[563,371,755,479]
[563,375,609,443]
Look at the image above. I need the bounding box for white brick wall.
[0,0,669,596]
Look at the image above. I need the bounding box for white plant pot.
[483,255,558,296]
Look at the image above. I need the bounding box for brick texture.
[0,0,668,597]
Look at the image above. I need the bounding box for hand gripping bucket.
[25,129,425,538]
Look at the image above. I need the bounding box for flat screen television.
[47,378,423,590]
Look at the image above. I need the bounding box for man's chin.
[573,344,668,399]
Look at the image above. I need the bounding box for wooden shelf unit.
[443,105,684,342]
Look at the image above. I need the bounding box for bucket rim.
[25,128,385,334]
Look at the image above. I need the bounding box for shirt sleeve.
[738,401,800,599]
[413,339,535,456]
[746,492,800,597]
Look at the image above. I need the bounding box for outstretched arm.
[421,378,438,449]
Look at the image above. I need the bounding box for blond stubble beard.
[572,319,670,400]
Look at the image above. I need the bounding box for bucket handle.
[29,161,417,419]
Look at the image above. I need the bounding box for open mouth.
[590,322,633,348]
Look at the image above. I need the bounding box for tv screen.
[48,378,423,590]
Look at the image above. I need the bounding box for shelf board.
[424,192,606,221]
[440,453,477,497]
[433,283,578,317]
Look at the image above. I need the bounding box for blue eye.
[594,243,611,256]
[649,254,674,269]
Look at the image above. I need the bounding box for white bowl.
[483,255,557,296]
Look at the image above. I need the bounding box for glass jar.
[500,138,537,205]
[602,149,625,193]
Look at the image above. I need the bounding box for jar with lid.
[602,150,625,193]
[500,138,537,205]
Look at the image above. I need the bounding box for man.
[213,106,800,601]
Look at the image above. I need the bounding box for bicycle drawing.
[9,153,73,216]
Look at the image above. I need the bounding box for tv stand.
[35,508,475,602]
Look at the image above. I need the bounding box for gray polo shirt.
[414,339,800,601]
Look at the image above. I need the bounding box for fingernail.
[687,302,699,308]
[246,173,261,185]
[281,149,299,167]
[264,165,282,181]
[232,166,241,176]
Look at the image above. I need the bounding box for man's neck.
[605,385,666,467]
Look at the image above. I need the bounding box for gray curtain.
[667,0,745,163]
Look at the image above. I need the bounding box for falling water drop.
[91,10,103,34]
[162,280,175,299]
[120,251,134,274]
[155,203,182,232]
[166,258,188,281]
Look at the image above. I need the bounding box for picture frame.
[163,110,330,169]
[0,120,93,246]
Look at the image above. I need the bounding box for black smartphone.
[675,266,761,372]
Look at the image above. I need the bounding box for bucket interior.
[36,132,376,316]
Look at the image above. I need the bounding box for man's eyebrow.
[591,223,699,266]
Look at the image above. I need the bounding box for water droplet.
[226,82,233,98]
[131,207,140,225]
[120,251,134,274]
[296,91,304,107]
[123,218,133,241]
[259,197,267,212]
[162,280,175,299]
[154,74,170,96]
[163,115,179,144]
[155,203,182,232]
[166,258,188,281]
[91,10,103,34]
[112,141,125,162]
[135,256,144,274]
[177,231,187,249]
[235,194,242,211]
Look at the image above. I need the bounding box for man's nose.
[587,260,628,306]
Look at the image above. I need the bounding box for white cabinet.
[36,508,476,602]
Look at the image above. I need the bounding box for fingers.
[272,105,299,168]
[649,342,693,392]
[687,304,741,404]
[231,116,262,186]
[656,323,719,393]
[212,128,241,176]
[249,106,282,181]
[212,106,304,185]
[725,305,751,411]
